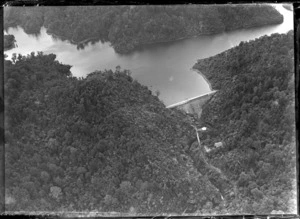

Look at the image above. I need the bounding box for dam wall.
[167,90,217,117]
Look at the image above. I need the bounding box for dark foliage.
[4,5,283,54]
[193,31,296,214]
[4,52,224,214]
[4,34,16,51]
[3,30,296,215]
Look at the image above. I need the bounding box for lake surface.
[4,4,293,106]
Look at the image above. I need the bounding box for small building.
[214,142,223,148]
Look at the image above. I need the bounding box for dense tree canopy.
[193,31,296,214]
[4,52,225,214]
[4,5,283,53]
[4,32,296,214]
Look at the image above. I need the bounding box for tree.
[251,188,264,200]
[237,172,251,187]
[50,186,62,201]
[41,171,50,184]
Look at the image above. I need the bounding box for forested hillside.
[4,53,227,214]
[193,31,297,214]
[4,32,296,214]
[4,5,283,53]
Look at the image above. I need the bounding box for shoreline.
[138,31,220,47]
[191,68,213,91]
[46,17,283,55]
[48,31,100,45]
[119,20,283,54]
[4,41,16,52]
[70,36,100,45]
[4,44,15,52]
[137,16,284,50]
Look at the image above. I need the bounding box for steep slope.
[4,53,225,214]
[193,31,296,214]
[4,31,296,215]
[4,5,283,54]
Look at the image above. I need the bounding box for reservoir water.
[4,4,293,106]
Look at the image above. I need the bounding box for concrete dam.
[167,90,217,117]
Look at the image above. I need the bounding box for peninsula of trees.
[4,31,296,214]
[4,34,16,51]
[4,5,283,53]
